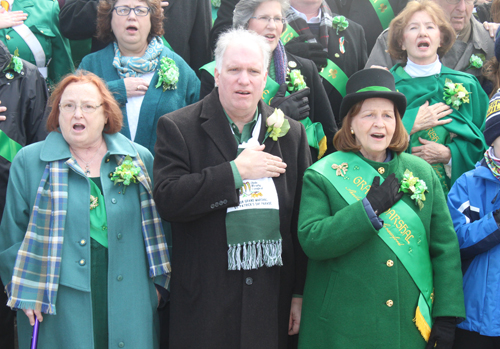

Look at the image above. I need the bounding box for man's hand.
[288,297,302,335]
[0,101,7,121]
[483,21,500,38]
[0,9,27,29]
[411,101,452,135]
[23,309,43,326]
[412,137,451,164]
[234,144,286,180]
[124,77,149,98]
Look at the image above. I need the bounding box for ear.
[214,67,220,87]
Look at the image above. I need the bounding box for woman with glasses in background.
[0,71,171,349]
[79,0,200,156]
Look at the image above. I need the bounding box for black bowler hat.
[339,68,407,120]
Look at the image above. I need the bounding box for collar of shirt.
[290,5,322,24]
[404,56,442,78]
[225,109,259,145]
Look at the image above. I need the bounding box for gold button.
[79,259,86,266]
[80,239,86,246]
[5,35,10,40]
[378,167,385,174]
[386,260,394,267]
[386,300,393,307]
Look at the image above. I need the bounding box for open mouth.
[73,123,86,131]
[126,25,138,32]
[371,133,385,139]
[264,34,275,40]
[236,91,251,95]
[417,42,430,48]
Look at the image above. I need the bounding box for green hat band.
[356,86,392,93]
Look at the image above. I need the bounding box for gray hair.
[214,28,271,74]
[233,0,290,29]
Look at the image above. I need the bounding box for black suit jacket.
[153,89,311,348]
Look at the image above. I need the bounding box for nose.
[73,106,83,118]
[238,70,250,85]
[127,9,137,19]
[266,18,277,29]
[373,114,386,127]
[455,0,466,11]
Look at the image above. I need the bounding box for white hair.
[214,28,271,74]
[233,0,290,29]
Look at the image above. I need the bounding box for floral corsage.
[211,0,221,7]
[3,48,22,76]
[110,155,140,194]
[467,54,484,70]
[266,108,290,141]
[443,78,470,110]
[155,57,179,91]
[332,15,349,35]
[399,170,428,210]
[287,69,307,92]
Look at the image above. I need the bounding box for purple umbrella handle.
[30,317,40,349]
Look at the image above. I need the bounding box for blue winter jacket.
[447,159,500,336]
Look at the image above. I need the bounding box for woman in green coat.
[387,0,488,195]
[0,71,171,349]
[297,68,465,348]
[0,0,74,86]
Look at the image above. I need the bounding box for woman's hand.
[412,137,451,164]
[23,309,43,326]
[288,297,302,335]
[0,9,27,29]
[366,173,404,215]
[124,77,149,98]
[0,101,7,121]
[411,101,452,135]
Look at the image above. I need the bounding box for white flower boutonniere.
[155,57,179,91]
[443,78,470,110]
[266,108,290,141]
[399,169,428,210]
[467,54,484,70]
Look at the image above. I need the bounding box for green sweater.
[297,152,465,349]
[391,65,488,194]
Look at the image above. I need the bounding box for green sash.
[199,61,327,158]
[410,126,451,195]
[0,130,22,162]
[368,0,395,30]
[309,151,434,341]
[280,26,348,97]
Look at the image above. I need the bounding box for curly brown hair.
[387,0,455,65]
[333,100,409,155]
[96,0,164,45]
[47,70,123,134]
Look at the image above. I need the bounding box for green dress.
[297,152,465,348]
[90,178,108,349]
[390,64,488,194]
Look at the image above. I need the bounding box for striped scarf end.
[7,298,55,314]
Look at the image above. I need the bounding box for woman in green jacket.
[0,71,171,349]
[79,0,200,155]
[387,0,488,195]
[297,68,465,349]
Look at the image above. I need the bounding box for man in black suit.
[153,28,311,348]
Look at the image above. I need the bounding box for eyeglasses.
[59,103,103,114]
[250,16,286,25]
[444,0,474,5]
[113,6,151,16]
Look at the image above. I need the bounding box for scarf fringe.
[413,306,432,342]
[227,240,283,270]
[7,298,55,315]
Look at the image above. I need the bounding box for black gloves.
[285,36,327,70]
[270,84,310,121]
[365,173,403,215]
[425,317,457,349]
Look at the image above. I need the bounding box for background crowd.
[0,0,499,348]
